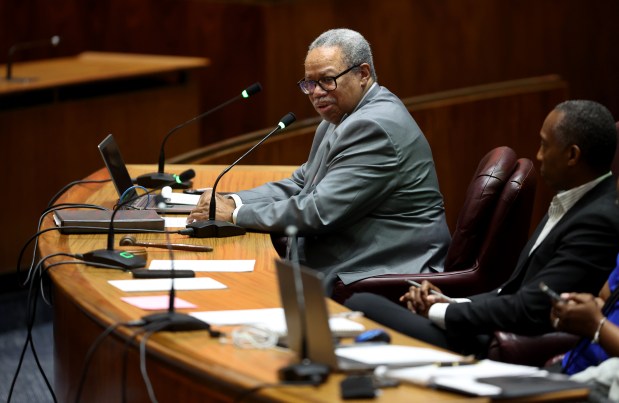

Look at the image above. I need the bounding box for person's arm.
[552,292,619,357]
[235,118,403,233]
[444,201,619,335]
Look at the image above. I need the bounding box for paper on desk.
[160,191,200,206]
[149,260,255,272]
[121,295,197,310]
[108,277,227,292]
[162,216,189,228]
[190,307,365,337]
[381,359,544,387]
[336,345,463,366]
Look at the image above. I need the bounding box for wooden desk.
[0,52,209,275]
[40,165,584,402]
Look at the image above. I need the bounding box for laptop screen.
[97,134,138,201]
[275,259,339,368]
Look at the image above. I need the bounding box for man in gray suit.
[187,28,450,294]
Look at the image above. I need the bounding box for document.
[336,345,464,366]
[108,277,227,292]
[149,259,255,272]
[376,359,588,397]
[190,307,365,337]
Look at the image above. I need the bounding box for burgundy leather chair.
[331,146,537,304]
[487,331,579,367]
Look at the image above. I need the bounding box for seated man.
[345,100,619,356]
[187,28,450,294]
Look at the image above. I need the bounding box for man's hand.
[399,280,445,318]
[186,190,236,224]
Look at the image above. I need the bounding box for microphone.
[81,169,195,270]
[4,35,61,82]
[278,225,330,383]
[135,82,263,189]
[138,228,217,333]
[186,112,296,238]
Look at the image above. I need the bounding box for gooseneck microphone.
[5,35,61,82]
[136,82,263,189]
[187,112,296,238]
[81,169,195,270]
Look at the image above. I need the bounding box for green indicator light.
[278,122,285,129]
[241,90,249,98]
[119,251,134,259]
[173,174,182,184]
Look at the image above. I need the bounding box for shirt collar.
[550,171,613,217]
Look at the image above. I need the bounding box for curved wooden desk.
[40,165,574,402]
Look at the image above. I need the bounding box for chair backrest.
[445,146,518,272]
[332,146,537,302]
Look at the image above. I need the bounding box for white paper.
[163,216,189,228]
[161,191,200,206]
[190,307,365,337]
[336,345,462,366]
[382,359,544,387]
[108,277,227,292]
[149,259,255,272]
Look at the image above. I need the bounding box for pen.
[406,279,456,303]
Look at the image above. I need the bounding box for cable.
[121,328,150,403]
[139,322,170,403]
[46,178,112,208]
[6,256,80,402]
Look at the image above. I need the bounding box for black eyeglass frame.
[297,64,361,95]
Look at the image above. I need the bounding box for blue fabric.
[563,254,619,375]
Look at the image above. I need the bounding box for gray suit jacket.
[236,84,451,288]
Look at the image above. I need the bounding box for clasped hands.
[400,280,450,318]
[186,189,236,224]
[550,292,604,338]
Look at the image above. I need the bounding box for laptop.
[97,134,196,214]
[275,259,384,372]
[275,259,465,372]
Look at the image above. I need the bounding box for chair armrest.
[487,331,580,367]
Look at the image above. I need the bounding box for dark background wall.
[2,0,618,144]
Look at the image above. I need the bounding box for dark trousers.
[345,292,490,357]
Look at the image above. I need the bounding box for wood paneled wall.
[1,0,618,140]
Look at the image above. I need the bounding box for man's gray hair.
[308,28,377,81]
[554,100,617,172]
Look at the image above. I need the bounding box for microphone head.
[51,36,60,46]
[177,169,196,183]
[278,112,296,129]
[242,82,262,99]
[285,225,298,237]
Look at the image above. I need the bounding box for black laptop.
[97,134,195,214]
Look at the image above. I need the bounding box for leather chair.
[331,146,537,304]
[487,331,579,367]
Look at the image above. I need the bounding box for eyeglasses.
[297,64,360,95]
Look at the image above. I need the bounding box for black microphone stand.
[4,36,60,82]
[136,83,262,189]
[187,112,296,238]
[139,231,215,332]
[81,169,195,270]
[278,225,330,384]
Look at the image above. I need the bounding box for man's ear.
[566,144,581,167]
[359,63,372,85]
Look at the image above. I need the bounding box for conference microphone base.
[81,249,146,270]
[278,360,331,385]
[136,172,192,189]
[141,312,214,332]
[186,220,247,238]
